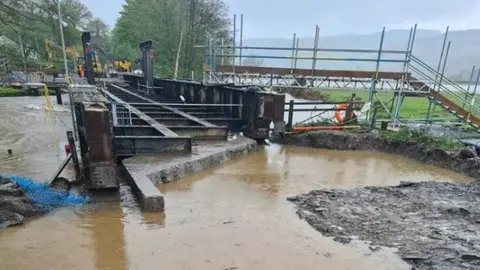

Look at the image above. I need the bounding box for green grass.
[441,91,480,110]
[315,88,457,121]
[0,87,56,97]
[0,87,23,97]
[379,127,464,151]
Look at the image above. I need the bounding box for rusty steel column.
[83,104,118,189]
[140,40,154,90]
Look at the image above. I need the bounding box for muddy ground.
[0,176,79,228]
[288,181,480,270]
[0,177,37,228]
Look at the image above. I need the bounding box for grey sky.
[82,0,479,38]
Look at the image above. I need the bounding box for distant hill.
[238,29,480,81]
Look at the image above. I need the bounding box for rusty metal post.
[344,93,356,123]
[67,131,81,179]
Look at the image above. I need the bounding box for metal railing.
[284,97,364,130]
[408,55,480,117]
[111,102,134,126]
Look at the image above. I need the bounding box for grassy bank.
[0,87,23,97]
[317,88,456,121]
[378,128,464,151]
[0,87,56,97]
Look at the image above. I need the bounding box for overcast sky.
[82,0,480,38]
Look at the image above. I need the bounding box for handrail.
[409,63,478,110]
[410,55,470,94]
[408,58,480,110]
[407,62,480,114]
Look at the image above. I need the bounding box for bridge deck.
[104,84,231,156]
[214,65,410,80]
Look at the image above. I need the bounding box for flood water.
[0,96,471,270]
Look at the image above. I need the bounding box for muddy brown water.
[0,96,471,270]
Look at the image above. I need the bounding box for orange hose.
[292,125,360,132]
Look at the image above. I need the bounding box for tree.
[0,0,108,71]
[87,17,109,38]
[111,0,230,77]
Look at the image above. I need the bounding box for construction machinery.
[114,57,132,72]
[77,54,102,77]
[76,33,105,78]
[44,39,80,71]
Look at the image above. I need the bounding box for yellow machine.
[92,55,102,73]
[76,55,103,77]
[114,58,132,72]
[44,39,80,71]
[44,39,54,69]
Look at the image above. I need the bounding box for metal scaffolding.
[196,14,480,130]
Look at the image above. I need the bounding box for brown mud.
[0,176,38,228]
[288,181,480,270]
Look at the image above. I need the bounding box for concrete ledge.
[119,165,165,212]
[121,136,257,211]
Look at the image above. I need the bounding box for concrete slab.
[119,166,165,212]
[121,136,257,211]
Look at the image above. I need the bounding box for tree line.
[0,0,109,71]
[1,0,234,78]
[111,0,231,78]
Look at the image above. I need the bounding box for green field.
[316,89,460,121]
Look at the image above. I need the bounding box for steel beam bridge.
[102,74,285,157]
[205,65,441,91]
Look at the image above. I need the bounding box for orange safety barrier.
[292,125,360,132]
